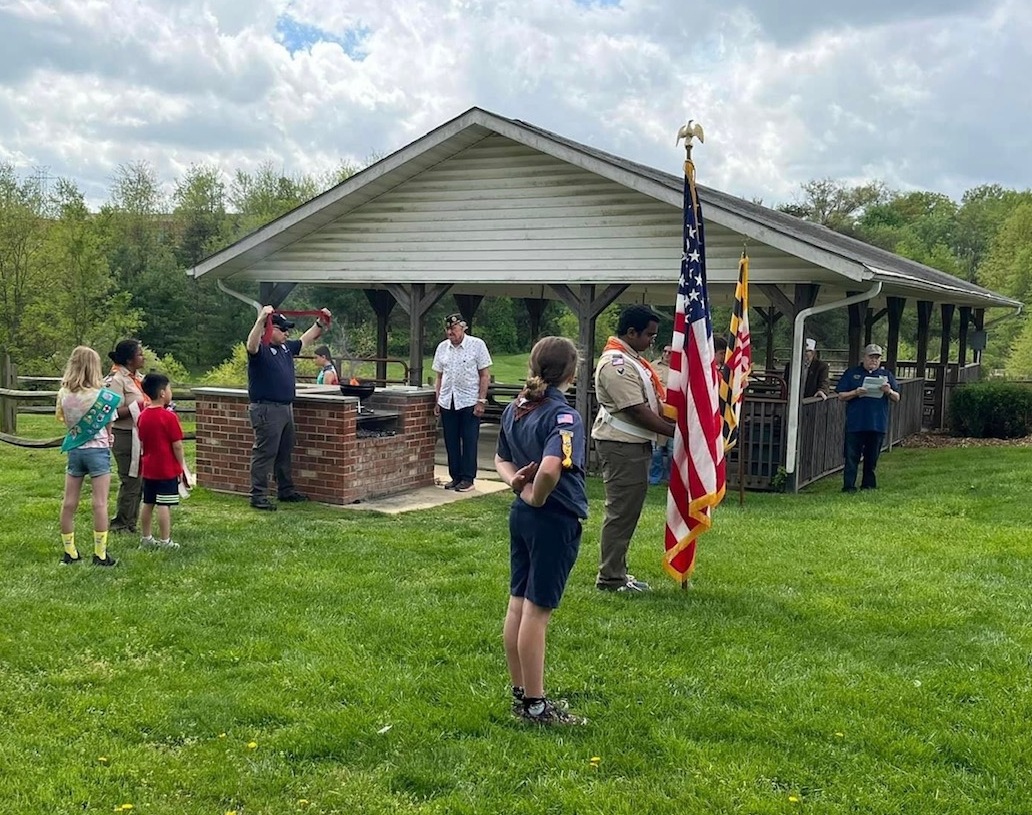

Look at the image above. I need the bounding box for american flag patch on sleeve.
[557,413,575,425]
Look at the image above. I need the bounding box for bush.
[949,381,1032,438]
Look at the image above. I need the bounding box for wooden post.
[549,283,627,456]
[886,297,906,372]
[847,297,863,364]
[916,300,933,377]
[523,298,548,341]
[973,308,985,365]
[453,294,484,333]
[258,282,298,308]
[364,289,397,384]
[385,283,452,386]
[0,351,16,434]
[935,303,955,430]
[958,306,971,367]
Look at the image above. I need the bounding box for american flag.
[719,254,752,451]
[663,167,726,582]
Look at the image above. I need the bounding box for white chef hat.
[804,338,817,351]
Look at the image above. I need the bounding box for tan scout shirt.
[591,338,657,443]
[105,366,145,430]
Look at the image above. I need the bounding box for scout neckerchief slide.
[61,388,122,452]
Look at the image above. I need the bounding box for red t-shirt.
[138,406,185,480]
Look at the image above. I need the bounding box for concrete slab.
[338,425,506,514]
[337,465,508,515]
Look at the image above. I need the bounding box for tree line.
[1,161,1030,379]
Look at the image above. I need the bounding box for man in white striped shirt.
[433,313,493,492]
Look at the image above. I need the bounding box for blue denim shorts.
[66,446,112,478]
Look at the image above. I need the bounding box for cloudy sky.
[1,0,1029,208]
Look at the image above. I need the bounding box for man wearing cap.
[432,313,493,493]
[592,305,675,593]
[245,304,331,510]
[786,338,831,400]
[835,343,900,492]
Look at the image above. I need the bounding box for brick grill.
[193,387,437,505]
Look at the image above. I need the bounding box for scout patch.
[557,413,575,425]
[559,429,574,469]
[609,352,625,374]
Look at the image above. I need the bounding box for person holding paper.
[835,343,900,492]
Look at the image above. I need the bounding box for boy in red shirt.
[137,373,193,549]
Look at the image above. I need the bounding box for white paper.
[861,376,887,397]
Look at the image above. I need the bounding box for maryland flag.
[663,161,726,583]
[718,253,752,451]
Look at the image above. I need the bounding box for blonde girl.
[56,346,121,566]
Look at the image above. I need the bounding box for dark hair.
[142,373,169,400]
[108,339,142,366]
[617,305,661,336]
[713,335,728,355]
[313,345,333,361]
[522,337,579,402]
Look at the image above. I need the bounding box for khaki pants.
[111,427,142,531]
[595,439,652,588]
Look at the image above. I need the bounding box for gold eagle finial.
[675,120,705,147]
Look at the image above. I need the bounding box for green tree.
[977,203,1032,303]
[0,164,50,354]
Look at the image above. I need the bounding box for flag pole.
[672,119,709,593]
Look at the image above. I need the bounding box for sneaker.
[453,480,474,493]
[278,492,309,503]
[60,552,81,565]
[511,686,525,717]
[443,479,461,490]
[520,699,587,726]
[140,536,157,549]
[598,578,650,593]
[156,539,181,550]
[250,498,277,511]
[108,523,134,534]
[92,554,118,567]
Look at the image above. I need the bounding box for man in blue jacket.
[835,344,900,492]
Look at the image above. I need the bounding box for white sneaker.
[156,538,181,550]
[140,536,157,548]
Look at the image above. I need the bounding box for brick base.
[195,389,437,505]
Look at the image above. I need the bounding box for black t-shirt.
[247,340,302,403]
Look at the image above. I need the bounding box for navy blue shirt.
[247,339,303,403]
[497,386,589,520]
[835,364,899,433]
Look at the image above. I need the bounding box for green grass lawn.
[2,417,1031,814]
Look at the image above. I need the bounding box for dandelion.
[589,756,601,769]
[218,733,227,739]
[834,732,844,738]
[98,756,109,765]
[247,741,258,750]
[298,800,310,807]
[789,795,800,803]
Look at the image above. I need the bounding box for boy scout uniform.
[591,339,663,590]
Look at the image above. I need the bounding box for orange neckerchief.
[109,365,151,406]
[603,337,666,401]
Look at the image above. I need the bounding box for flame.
[350,377,360,385]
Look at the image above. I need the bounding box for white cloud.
[0,0,1028,207]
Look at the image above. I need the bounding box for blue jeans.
[843,431,883,490]
[649,438,672,485]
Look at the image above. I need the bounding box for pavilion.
[187,107,1020,489]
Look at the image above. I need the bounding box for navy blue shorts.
[143,478,180,506]
[509,499,583,609]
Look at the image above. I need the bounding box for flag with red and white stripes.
[664,165,726,582]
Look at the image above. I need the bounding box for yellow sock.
[62,533,78,558]
[94,530,108,560]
